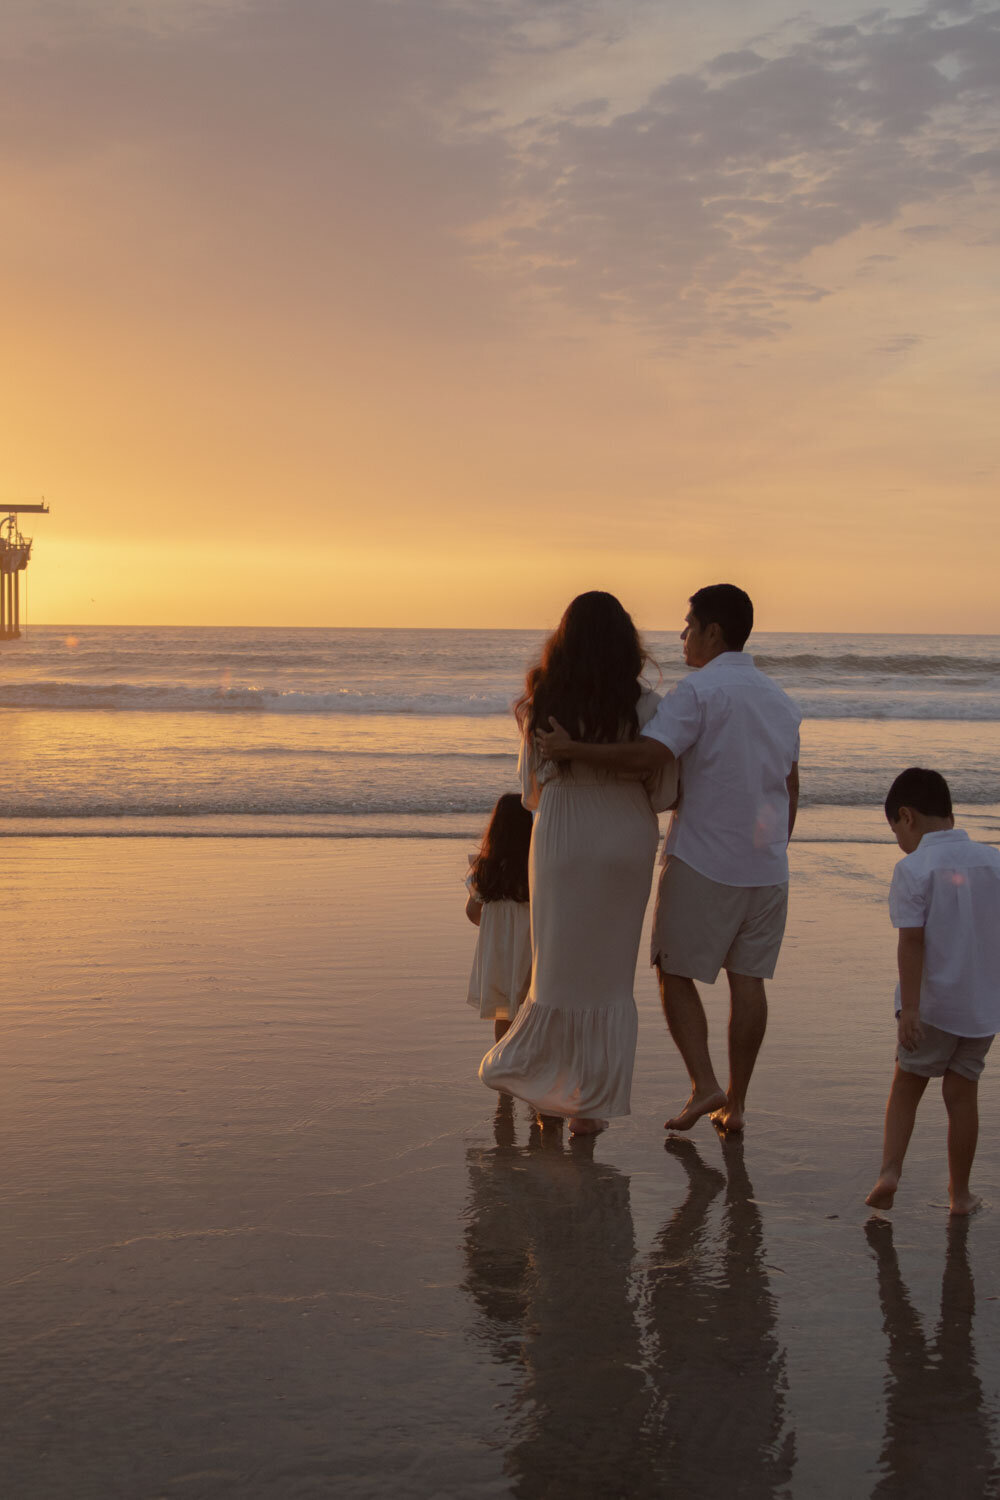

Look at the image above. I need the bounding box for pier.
[1,503,48,640]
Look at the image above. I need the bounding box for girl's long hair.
[515,591,647,743]
[471,793,532,903]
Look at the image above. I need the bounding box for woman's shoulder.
[636,684,663,730]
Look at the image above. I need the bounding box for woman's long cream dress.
[480,689,677,1120]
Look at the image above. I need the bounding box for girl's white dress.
[480,689,677,1119]
[467,878,532,1021]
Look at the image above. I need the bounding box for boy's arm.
[896,927,925,1050]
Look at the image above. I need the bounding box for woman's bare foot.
[664,1089,727,1133]
[865,1172,900,1209]
[949,1190,982,1216]
[569,1117,608,1135]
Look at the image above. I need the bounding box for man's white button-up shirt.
[642,652,801,887]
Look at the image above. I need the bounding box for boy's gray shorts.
[898,1023,995,1081]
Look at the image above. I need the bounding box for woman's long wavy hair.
[515,591,648,743]
[471,793,532,903]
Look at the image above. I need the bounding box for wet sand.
[2,837,999,1498]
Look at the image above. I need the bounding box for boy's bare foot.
[949,1191,982,1216]
[569,1117,608,1135]
[664,1089,727,1132]
[865,1172,899,1209]
[710,1101,745,1133]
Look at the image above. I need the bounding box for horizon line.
[8,623,1000,638]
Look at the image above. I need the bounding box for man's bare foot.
[865,1172,899,1209]
[664,1135,727,1190]
[710,1103,745,1133]
[949,1191,982,1216]
[569,1117,608,1135]
[664,1089,727,1132]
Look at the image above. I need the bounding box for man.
[538,584,800,1133]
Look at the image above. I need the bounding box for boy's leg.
[942,1069,981,1216]
[712,971,767,1132]
[659,969,727,1131]
[866,1063,929,1208]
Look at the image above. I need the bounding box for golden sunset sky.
[3,0,999,630]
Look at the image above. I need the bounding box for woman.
[480,592,677,1134]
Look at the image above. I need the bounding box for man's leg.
[712,971,767,1132]
[659,969,727,1131]
[866,1063,929,1208]
[942,1069,981,1216]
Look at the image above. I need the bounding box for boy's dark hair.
[471,793,532,903]
[884,767,953,823]
[689,584,754,651]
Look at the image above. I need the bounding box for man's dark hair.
[884,767,953,823]
[689,584,754,651]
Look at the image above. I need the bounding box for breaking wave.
[3,677,1000,720]
[0,681,516,716]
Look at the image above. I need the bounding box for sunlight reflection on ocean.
[2,627,999,835]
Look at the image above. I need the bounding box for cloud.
[481,1,1000,342]
[0,0,534,346]
[2,0,999,358]
[874,332,925,353]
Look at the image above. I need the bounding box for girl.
[466,792,533,1044]
[480,591,677,1135]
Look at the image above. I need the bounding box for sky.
[2,0,999,631]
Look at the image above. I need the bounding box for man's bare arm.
[786,762,799,842]
[536,717,674,776]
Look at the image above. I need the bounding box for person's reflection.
[646,1135,795,1496]
[463,1097,650,1498]
[865,1216,996,1497]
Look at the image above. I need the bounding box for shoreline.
[3,803,1000,844]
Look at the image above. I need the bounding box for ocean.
[5,628,1000,1496]
[2,625,999,841]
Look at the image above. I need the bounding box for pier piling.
[0,503,48,640]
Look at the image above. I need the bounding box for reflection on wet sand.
[464,1095,649,1497]
[463,1100,795,1497]
[646,1136,795,1497]
[865,1216,998,1498]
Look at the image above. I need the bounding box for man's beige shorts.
[651,856,789,983]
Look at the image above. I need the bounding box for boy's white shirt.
[889,828,1000,1036]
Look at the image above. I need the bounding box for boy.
[867,768,1000,1216]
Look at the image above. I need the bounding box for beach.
[7,0,1000,1481]
[3,833,999,1499]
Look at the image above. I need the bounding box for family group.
[464,586,1000,1215]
